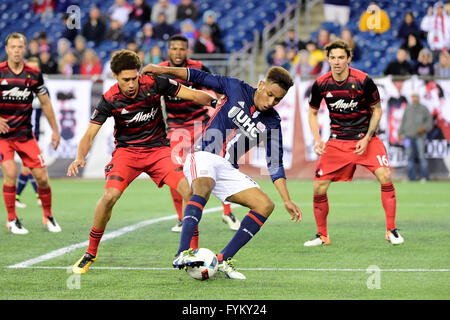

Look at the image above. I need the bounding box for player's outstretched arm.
[37,93,60,150]
[142,64,188,81]
[176,85,217,108]
[67,123,102,177]
[273,178,302,223]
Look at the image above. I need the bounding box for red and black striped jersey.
[158,59,211,128]
[309,68,380,140]
[0,61,47,141]
[90,74,181,148]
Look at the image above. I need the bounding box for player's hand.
[0,116,10,134]
[50,130,61,150]
[67,159,86,177]
[313,140,326,155]
[354,137,369,155]
[284,200,302,223]
[142,64,162,76]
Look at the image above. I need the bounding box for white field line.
[7,205,235,269]
[6,266,450,272]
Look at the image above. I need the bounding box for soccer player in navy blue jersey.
[143,64,303,279]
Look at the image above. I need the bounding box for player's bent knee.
[313,180,331,195]
[102,188,122,206]
[254,198,275,217]
[375,167,392,184]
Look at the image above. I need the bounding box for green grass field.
[1,178,449,301]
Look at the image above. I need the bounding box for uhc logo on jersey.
[228,106,262,139]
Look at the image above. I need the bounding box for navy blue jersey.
[187,68,285,182]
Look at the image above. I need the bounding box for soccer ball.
[185,248,219,280]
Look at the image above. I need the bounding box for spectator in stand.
[305,40,325,75]
[148,45,163,64]
[414,48,435,76]
[130,0,152,23]
[56,38,72,65]
[420,1,450,61]
[203,10,225,53]
[152,0,177,24]
[446,1,450,15]
[126,40,139,53]
[266,44,291,71]
[31,0,55,20]
[193,25,219,54]
[80,49,103,76]
[39,48,58,74]
[323,0,350,27]
[291,49,313,76]
[176,0,198,22]
[397,12,420,40]
[180,19,198,52]
[59,51,80,75]
[153,12,178,41]
[434,51,450,76]
[82,6,107,46]
[340,28,361,61]
[282,29,306,53]
[136,23,157,53]
[383,48,413,75]
[317,29,331,50]
[37,32,54,55]
[400,32,424,63]
[108,0,133,27]
[61,13,79,44]
[73,35,87,66]
[105,19,125,43]
[25,38,40,60]
[359,2,390,34]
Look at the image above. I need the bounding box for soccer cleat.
[72,252,97,274]
[171,219,182,232]
[304,233,331,247]
[218,258,246,280]
[15,198,27,209]
[42,216,62,233]
[386,228,404,245]
[37,198,42,207]
[6,218,29,235]
[172,248,203,269]
[222,212,240,231]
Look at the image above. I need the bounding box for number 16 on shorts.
[376,155,390,167]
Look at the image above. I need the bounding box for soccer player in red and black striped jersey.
[67,49,216,274]
[159,35,240,234]
[305,40,404,246]
[0,33,61,234]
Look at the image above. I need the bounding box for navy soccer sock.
[28,174,38,194]
[219,210,267,261]
[177,195,207,255]
[16,173,29,198]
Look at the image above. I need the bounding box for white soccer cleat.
[42,216,62,233]
[172,248,203,269]
[171,219,182,232]
[37,198,42,207]
[6,219,29,235]
[218,258,246,280]
[304,233,331,247]
[15,199,27,209]
[222,213,240,231]
[386,228,404,245]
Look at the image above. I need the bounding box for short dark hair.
[110,49,142,75]
[168,35,189,47]
[5,32,27,46]
[324,40,353,59]
[265,66,293,91]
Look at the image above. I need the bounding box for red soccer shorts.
[168,123,204,165]
[104,146,185,192]
[0,138,45,168]
[314,137,390,181]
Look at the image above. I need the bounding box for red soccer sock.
[222,202,231,216]
[381,182,396,230]
[313,194,329,237]
[190,226,199,250]
[37,186,52,218]
[3,184,17,222]
[86,226,105,257]
[170,188,183,220]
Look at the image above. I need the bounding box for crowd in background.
[267,0,450,78]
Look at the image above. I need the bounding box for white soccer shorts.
[183,151,260,202]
